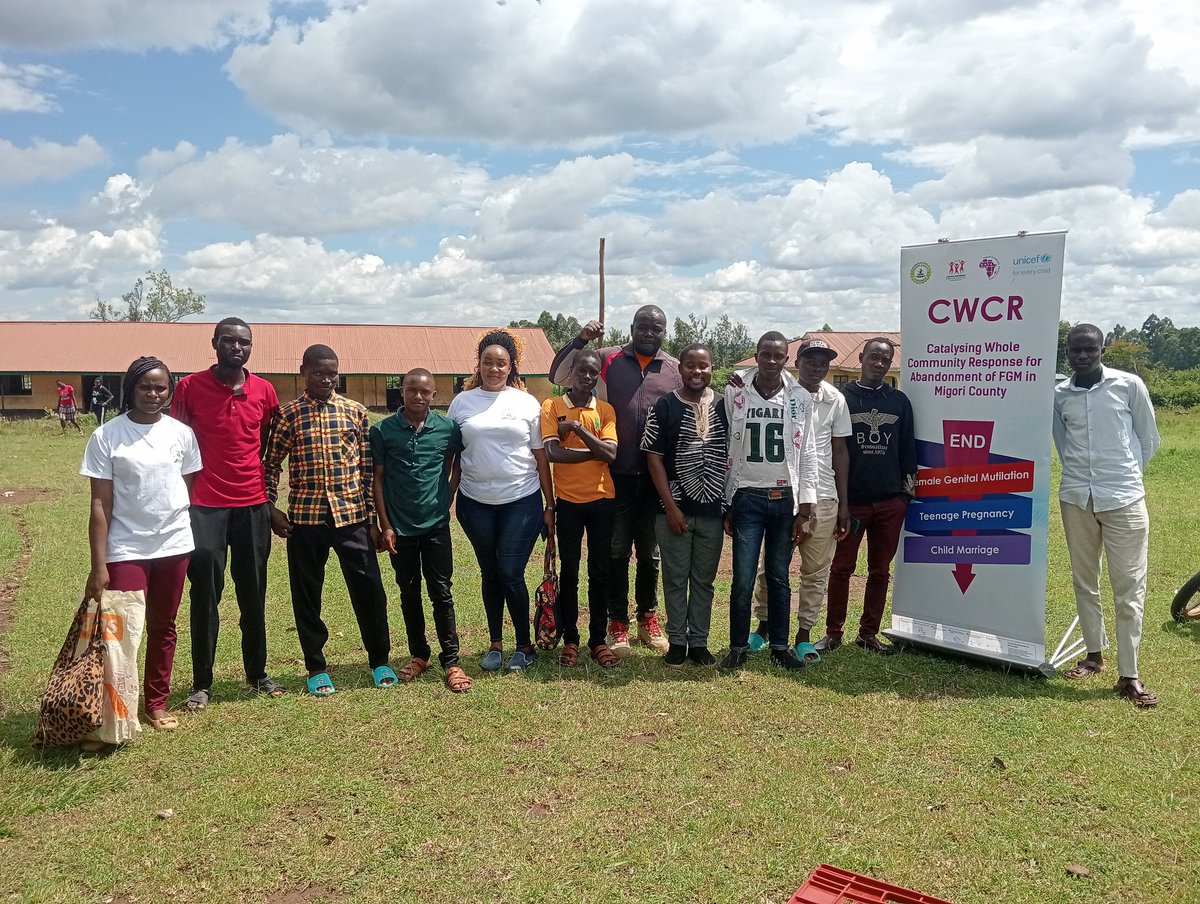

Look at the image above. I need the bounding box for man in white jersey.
[748,338,851,662]
[721,332,818,672]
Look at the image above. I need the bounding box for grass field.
[1,412,1198,904]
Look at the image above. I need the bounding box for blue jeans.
[729,490,795,653]
[456,490,544,648]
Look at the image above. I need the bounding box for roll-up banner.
[889,231,1067,671]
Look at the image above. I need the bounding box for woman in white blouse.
[448,330,554,673]
[80,356,202,748]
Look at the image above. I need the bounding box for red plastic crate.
[789,864,954,904]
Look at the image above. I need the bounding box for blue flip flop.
[306,672,336,696]
[372,665,398,688]
[794,641,821,663]
[747,632,769,653]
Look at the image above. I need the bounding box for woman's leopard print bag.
[32,597,108,748]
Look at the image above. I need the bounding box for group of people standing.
[549,310,918,672]
[74,311,1159,752]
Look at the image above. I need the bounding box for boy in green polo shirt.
[371,368,470,692]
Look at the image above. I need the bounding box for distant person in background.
[818,337,916,657]
[449,329,555,673]
[56,380,83,435]
[549,306,681,657]
[81,356,202,745]
[1054,323,1160,707]
[170,317,283,710]
[90,377,115,425]
[264,344,394,697]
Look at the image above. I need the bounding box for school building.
[0,321,557,416]
[735,331,903,388]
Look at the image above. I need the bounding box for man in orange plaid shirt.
[264,344,394,695]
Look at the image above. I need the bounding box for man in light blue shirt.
[1052,323,1160,707]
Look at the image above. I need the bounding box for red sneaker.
[637,613,669,653]
[606,619,632,659]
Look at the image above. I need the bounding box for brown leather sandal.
[559,642,579,667]
[1115,677,1158,708]
[589,643,619,668]
[398,657,430,682]
[444,666,472,693]
[1064,658,1104,680]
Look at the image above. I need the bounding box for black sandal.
[251,676,285,698]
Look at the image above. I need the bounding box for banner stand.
[1046,619,1085,672]
[883,629,1059,678]
[891,231,1068,675]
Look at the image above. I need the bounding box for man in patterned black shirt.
[264,344,394,695]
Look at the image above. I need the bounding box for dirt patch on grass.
[0,488,56,506]
[264,884,347,904]
[0,505,35,676]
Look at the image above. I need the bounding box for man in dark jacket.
[550,305,682,656]
[816,337,916,656]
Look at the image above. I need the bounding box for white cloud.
[226,0,826,146]
[0,220,161,317]
[225,0,1200,164]
[0,60,68,113]
[0,136,107,187]
[132,135,493,235]
[0,0,274,51]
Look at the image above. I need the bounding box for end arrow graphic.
[942,420,994,596]
[952,562,976,594]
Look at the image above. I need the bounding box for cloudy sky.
[1,0,1198,338]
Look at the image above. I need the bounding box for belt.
[737,486,792,500]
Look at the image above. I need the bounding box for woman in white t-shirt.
[448,330,555,673]
[80,357,202,743]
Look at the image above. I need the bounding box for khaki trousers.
[1060,497,1149,679]
[753,497,840,632]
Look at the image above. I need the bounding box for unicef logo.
[909,261,932,284]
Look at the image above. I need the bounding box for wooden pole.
[598,237,606,330]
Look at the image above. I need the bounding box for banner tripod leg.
[1045,617,1086,672]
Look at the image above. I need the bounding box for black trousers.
[287,519,391,674]
[188,503,272,688]
[608,472,660,621]
[388,525,459,667]
[555,497,614,649]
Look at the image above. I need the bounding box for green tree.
[707,314,755,369]
[665,314,708,359]
[605,326,631,347]
[664,313,754,369]
[1055,320,1072,374]
[819,323,834,332]
[89,270,206,322]
[1103,337,1150,374]
[509,310,582,349]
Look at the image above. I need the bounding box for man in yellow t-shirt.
[540,348,620,668]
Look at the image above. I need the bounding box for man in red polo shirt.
[171,317,282,709]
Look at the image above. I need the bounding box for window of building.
[832,374,850,388]
[0,374,32,395]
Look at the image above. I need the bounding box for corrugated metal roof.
[0,321,557,376]
[736,331,903,369]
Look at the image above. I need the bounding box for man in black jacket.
[816,337,916,655]
[550,306,682,657]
